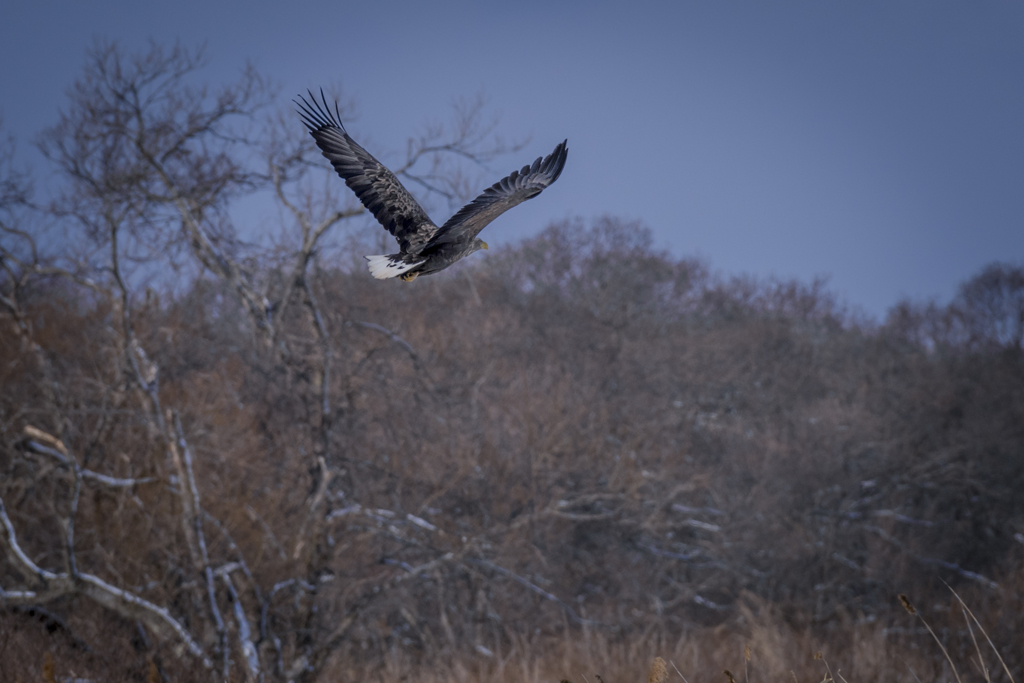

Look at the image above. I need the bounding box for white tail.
[365,254,423,280]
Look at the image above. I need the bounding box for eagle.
[296,91,568,281]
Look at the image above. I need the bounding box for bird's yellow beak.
[482,241,489,250]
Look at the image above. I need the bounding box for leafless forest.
[2,42,1023,683]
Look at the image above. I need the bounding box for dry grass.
[5,591,1017,682]
[310,596,1014,683]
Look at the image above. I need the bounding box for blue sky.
[2,1,1023,318]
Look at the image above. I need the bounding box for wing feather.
[431,140,568,245]
[295,91,437,254]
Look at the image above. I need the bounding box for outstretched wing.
[430,140,568,245]
[295,91,437,254]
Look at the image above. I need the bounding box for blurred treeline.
[2,41,1023,682]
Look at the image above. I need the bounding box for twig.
[867,526,1000,590]
[466,558,601,626]
[260,578,315,647]
[356,321,421,361]
[246,505,288,560]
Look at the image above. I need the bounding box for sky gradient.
[2,1,1023,318]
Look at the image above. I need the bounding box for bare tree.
[0,39,546,682]
[955,262,1024,350]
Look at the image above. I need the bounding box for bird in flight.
[296,91,568,281]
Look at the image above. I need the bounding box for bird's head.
[472,238,489,253]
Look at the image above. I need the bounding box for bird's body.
[296,91,567,280]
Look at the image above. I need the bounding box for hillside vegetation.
[2,42,1022,683]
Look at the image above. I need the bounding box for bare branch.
[0,494,209,666]
[22,428,156,488]
[466,558,600,626]
[286,551,458,683]
[172,411,229,676]
[76,571,209,664]
[0,496,60,585]
[354,320,437,391]
[221,571,260,681]
[303,268,332,456]
[864,525,1000,590]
